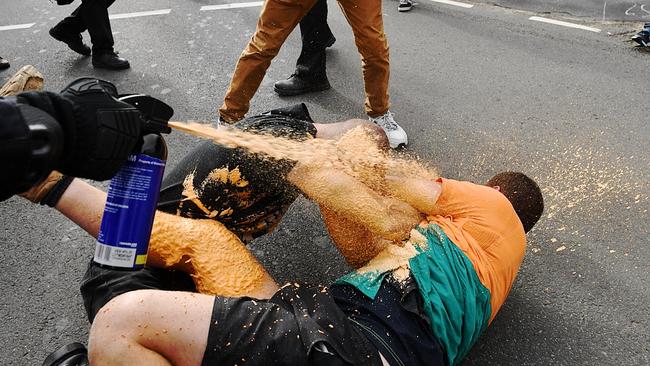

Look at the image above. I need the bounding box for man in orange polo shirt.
[291,167,544,365]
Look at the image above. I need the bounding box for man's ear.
[491,185,501,192]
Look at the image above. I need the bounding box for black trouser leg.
[296,0,333,76]
[80,0,116,54]
[52,4,87,35]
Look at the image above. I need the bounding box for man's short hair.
[486,172,544,233]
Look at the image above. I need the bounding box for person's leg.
[297,0,335,68]
[313,119,388,148]
[274,0,334,96]
[52,4,86,36]
[80,0,114,54]
[218,0,318,122]
[88,290,214,365]
[90,284,382,366]
[49,2,92,56]
[336,0,390,118]
[79,0,129,69]
[337,0,408,148]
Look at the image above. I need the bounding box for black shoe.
[43,343,88,366]
[274,73,331,96]
[0,57,9,70]
[92,52,130,70]
[49,27,91,56]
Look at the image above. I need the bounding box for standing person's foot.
[49,27,91,56]
[0,57,9,70]
[274,73,331,96]
[92,52,130,70]
[398,0,414,12]
[369,110,408,149]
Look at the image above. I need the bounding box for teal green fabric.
[336,268,389,299]
[409,224,491,365]
[336,224,491,366]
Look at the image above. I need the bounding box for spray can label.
[93,153,165,269]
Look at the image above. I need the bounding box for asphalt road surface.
[1,0,649,365]
[480,0,650,21]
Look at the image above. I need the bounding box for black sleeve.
[0,97,63,201]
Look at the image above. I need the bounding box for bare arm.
[54,179,278,299]
[385,176,443,215]
[320,206,391,268]
[288,164,421,242]
[55,179,106,238]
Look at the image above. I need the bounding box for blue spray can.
[93,95,173,270]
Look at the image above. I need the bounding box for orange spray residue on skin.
[147,211,277,299]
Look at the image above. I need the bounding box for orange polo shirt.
[425,178,527,322]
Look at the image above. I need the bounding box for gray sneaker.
[369,110,408,148]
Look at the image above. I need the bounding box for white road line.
[0,23,36,31]
[200,1,264,11]
[109,9,172,20]
[529,16,601,33]
[430,0,474,9]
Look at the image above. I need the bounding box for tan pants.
[219,0,390,122]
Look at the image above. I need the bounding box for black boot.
[92,51,130,70]
[0,57,9,70]
[43,343,89,366]
[273,73,330,96]
[49,27,91,56]
[274,50,329,96]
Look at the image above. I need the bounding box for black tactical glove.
[17,78,142,180]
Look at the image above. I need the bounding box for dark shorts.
[331,277,446,366]
[81,263,381,366]
[202,283,382,366]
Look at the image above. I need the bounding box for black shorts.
[81,263,381,366]
[201,283,382,366]
[331,277,446,366]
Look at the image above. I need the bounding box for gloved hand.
[17,78,143,180]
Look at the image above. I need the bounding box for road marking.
[529,16,601,33]
[0,23,36,31]
[430,0,474,9]
[109,9,172,20]
[200,1,264,11]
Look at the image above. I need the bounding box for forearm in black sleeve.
[0,97,63,201]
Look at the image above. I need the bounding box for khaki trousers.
[219,0,390,122]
